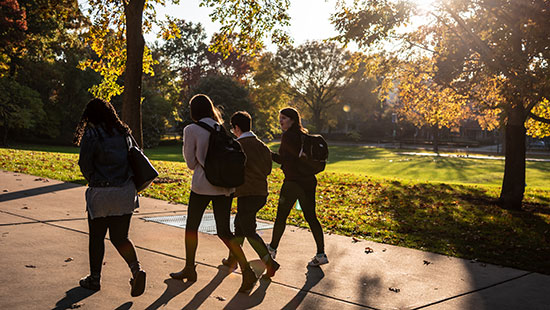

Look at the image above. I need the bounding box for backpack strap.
[195,121,215,133]
[299,132,306,158]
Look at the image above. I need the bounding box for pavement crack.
[0,209,378,310]
[411,272,534,309]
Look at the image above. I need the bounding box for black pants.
[185,191,249,269]
[88,214,138,276]
[270,178,325,254]
[232,195,270,261]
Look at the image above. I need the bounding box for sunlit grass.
[1,147,549,274]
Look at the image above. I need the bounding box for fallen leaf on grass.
[389,287,400,293]
[364,247,374,254]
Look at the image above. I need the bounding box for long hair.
[280,107,308,134]
[73,98,131,146]
[189,94,223,124]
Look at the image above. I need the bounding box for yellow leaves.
[526,98,550,138]
[158,17,182,41]
[395,57,469,129]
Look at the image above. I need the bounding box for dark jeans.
[185,191,249,269]
[232,195,270,261]
[88,214,138,276]
[270,178,325,254]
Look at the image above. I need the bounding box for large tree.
[82,0,291,147]
[274,41,354,132]
[332,0,550,210]
[249,52,290,139]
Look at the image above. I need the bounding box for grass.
[1,146,549,274]
[71,142,550,189]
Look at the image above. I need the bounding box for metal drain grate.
[142,213,274,235]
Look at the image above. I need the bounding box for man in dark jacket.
[222,111,280,278]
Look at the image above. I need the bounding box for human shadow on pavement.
[281,265,325,310]
[52,286,97,310]
[223,277,272,310]
[114,302,133,309]
[0,182,81,203]
[145,278,195,310]
[181,265,231,310]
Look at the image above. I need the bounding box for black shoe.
[170,265,197,282]
[264,258,280,278]
[221,256,238,270]
[130,270,146,297]
[238,267,257,294]
[79,275,100,291]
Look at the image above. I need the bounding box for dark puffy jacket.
[272,128,315,181]
[78,125,133,187]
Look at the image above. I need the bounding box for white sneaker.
[308,253,329,267]
[267,244,277,260]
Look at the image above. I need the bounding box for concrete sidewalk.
[0,170,548,310]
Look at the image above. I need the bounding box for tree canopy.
[331,0,550,209]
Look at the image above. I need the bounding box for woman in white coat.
[170,94,257,294]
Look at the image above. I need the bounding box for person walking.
[221,111,280,278]
[268,107,328,267]
[169,94,257,293]
[74,98,146,297]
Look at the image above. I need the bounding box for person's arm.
[262,143,273,176]
[183,125,198,170]
[78,129,97,182]
[278,131,301,161]
[271,150,281,164]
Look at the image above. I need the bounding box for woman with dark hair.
[169,94,257,293]
[268,107,328,267]
[74,98,146,297]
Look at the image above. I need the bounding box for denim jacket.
[78,124,133,187]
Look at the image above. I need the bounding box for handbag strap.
[125,133,140,150]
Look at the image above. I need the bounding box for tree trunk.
[312,109,322,133]
[498,108,526,210]
[122,0,145,147]
[433,126,439,153]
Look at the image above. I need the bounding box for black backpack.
[195,121,246,188]
[299,133,329,174]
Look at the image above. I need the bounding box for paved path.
[1,170,549,309]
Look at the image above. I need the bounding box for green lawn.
[92,143,550,189]
[1,145,549,274]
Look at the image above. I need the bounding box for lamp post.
[392,112,398,147]
[343,104,351,133]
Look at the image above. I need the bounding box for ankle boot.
[130,269,146,297]
[238,266,257,294]
[264,257,280,278]
[221,253,238,270]
[170,265,197,282]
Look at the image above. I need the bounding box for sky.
[150,0,340,48]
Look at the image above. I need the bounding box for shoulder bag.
[126,134,158,192]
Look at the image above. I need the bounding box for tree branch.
[528,112,550,124]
